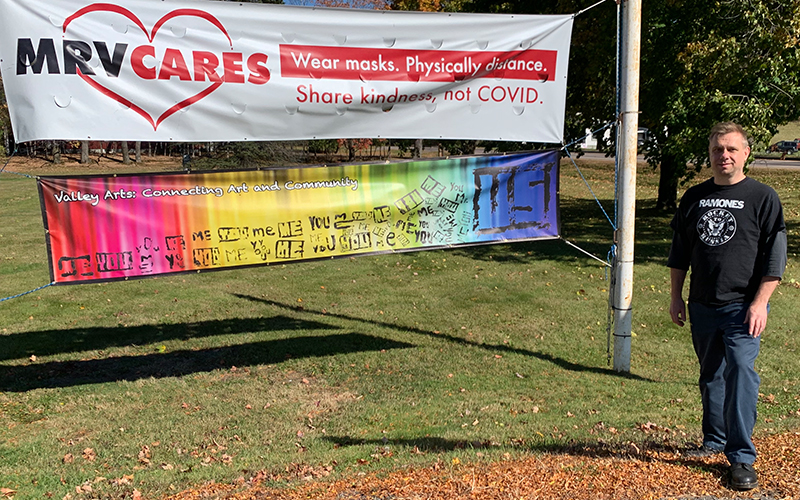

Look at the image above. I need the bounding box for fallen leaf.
[138,445,151,465]
[114,475,133,486]
[82,448,96,462]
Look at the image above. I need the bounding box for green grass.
[774,121,800,142]
[1,159,799,499]
[751,120,800,157]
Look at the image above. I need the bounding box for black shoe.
[729,462,758,490]
[684,444,723,458]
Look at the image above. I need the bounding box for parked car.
[768,140,800,153]
[637,127,656,152]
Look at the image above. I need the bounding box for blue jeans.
[688,301,762,465]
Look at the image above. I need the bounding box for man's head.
[708,122,750,185]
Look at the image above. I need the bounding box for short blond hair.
[709,122,750,148]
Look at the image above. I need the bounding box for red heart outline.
[63,3,233,131]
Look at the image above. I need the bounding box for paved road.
[576,151,800,169]
[750,156,800,169]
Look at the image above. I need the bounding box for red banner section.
[279,45,557,82]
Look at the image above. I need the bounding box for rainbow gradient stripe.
[38,151,559,284]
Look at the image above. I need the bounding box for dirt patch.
[2,153,183,176]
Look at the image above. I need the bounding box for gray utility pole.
[612,0,642,372]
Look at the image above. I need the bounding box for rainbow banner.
[38,151,559,284]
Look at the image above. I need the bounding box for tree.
[641,0,800,208]
[457,0,618,147]
[81,141,89,164]
[315,0,389,9]
[51,141,61,164]
[461,0,800,210]
[0,75,10,157]
[205,141,304,169]
[121,141,131,164]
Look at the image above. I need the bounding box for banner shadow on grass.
[0,315,335,362]
[233,294,652,382]
[0,332,414,392]
[322,435,726,476]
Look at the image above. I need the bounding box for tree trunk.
[656,153,680,211]
[135,141,142,163]
[52,141,61,164]
[80,141,89,164]
[414,138,423,158]
[122,141,131,164]
[347,139,355,161]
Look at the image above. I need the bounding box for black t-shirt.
[668,177,787,306]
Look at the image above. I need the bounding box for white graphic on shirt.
[697,208,736,246]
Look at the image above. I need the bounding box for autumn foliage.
[164,431,800,500]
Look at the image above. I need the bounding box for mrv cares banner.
[0,0,573,143]
[38,152,560,284]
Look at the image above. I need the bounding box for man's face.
[709,131,750,184]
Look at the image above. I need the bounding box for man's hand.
[670,297,686,327]
[745,277,780,337]
[669,268,688,327]
[745,303,769,337]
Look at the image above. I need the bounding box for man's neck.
[713,173,747,186]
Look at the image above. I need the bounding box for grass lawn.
[1,154,799,499]
[774,121,800,143]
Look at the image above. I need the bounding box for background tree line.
[446,0,800,209]
[3,0,799,209]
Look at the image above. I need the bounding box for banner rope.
[561,120,620,365]
[0,149,37,179]
[562,145,617,231]
[0,169,36,179]
[0,282,55,304]
[562,121,615,151]
[0,149,51,303]
[561,238,612,268]
[574,0,611,17]
[605,244,617,364]
[0,148,15,174]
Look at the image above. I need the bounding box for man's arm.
[669,267,688,327]
[745,276,781,337]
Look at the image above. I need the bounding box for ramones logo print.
[697,208,736,246]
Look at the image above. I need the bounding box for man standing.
[668,122,787,490]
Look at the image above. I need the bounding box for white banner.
[0,0,573,143]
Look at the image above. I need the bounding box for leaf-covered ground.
[164,431,799,500]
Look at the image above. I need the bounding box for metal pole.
[612,0,642,372]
